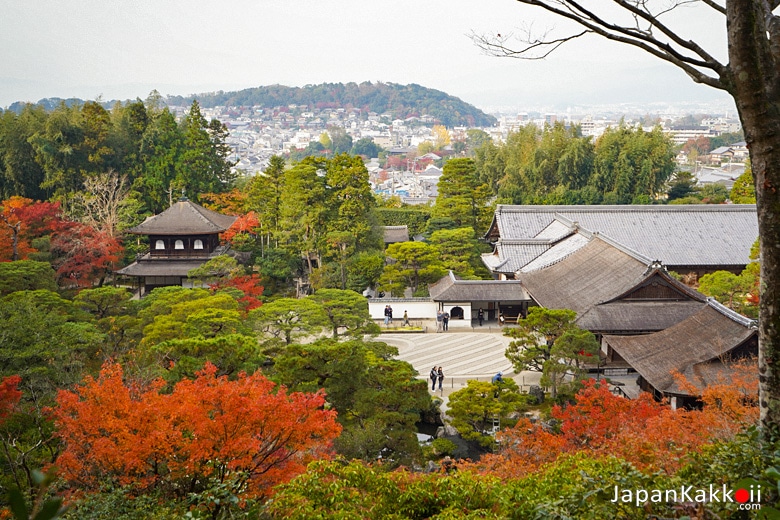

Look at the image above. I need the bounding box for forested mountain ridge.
[4,82,496,128]
[168,82,497,127]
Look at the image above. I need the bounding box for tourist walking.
[478,308,484,326]
[436,311,443,332]
[430,366,438,390]
[437,366,444,390]
[384,305,392,326]
[442,311,449,331]
[403,310,410,326]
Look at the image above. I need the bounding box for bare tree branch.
[72,170,129,237]
[699,0,726,15]
[607,0,725,66]
[473,30,589,59]
[473,0,728,90]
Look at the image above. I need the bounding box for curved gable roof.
[603,302,757,396]
[574,268,709,332]
[128,199,237,235]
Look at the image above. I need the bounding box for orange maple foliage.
[53,362,341,501]
[200,189,250,216]
[472,365,758,478]
[0,196,64,261]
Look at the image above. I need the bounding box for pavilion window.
[194,239,204,250]
[155,240,165,250]
[175,240,184,250]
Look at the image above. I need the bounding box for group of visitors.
[385,306,414,327]
[382,306,517,331]
[429,366,444,391]
[384,307,510,330]
[383,305,393,325]
[435,310,450,332]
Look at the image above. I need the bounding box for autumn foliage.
[200,188,251,216]
[0,196,64,261]
[472,366,758,478]
[53,362,341,502]
[212,273,264,311]
[221,211,260,243]
[50,223,123,287]
[0,375,22,424]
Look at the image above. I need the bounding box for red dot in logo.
[735,488,750,503]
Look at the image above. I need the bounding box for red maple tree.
[221,211,260,244]
[471,365,758,478]
[0,375,22,424]
[212,273,264,311]
[53,363,341,503]
[0,197,64,261]
[50,223,123,287]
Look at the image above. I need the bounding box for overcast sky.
[0,0,736,114]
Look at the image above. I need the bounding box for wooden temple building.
[117,198,237,296]
[511,227,758,406]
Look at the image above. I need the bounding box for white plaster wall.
[368,300,437,320]
[441,303,472,328]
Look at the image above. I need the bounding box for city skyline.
[1,0,736,114]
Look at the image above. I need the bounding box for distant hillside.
[168,82,497,127]
[4,82,497,127]
[6,97,85,113]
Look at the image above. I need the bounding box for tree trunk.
[726,0,780,440]
[11,226,19,262]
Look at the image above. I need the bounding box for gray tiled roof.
[127,199,237,236]
[520,233,591,272]
[481,242,550,274]
[429,271,529,301]
[487,204,758,268]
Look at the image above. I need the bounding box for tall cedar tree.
[433,157,492,232]
[176,100,236,201]
[0,106,48,200]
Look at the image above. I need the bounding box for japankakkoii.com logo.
[610,483,762,511]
